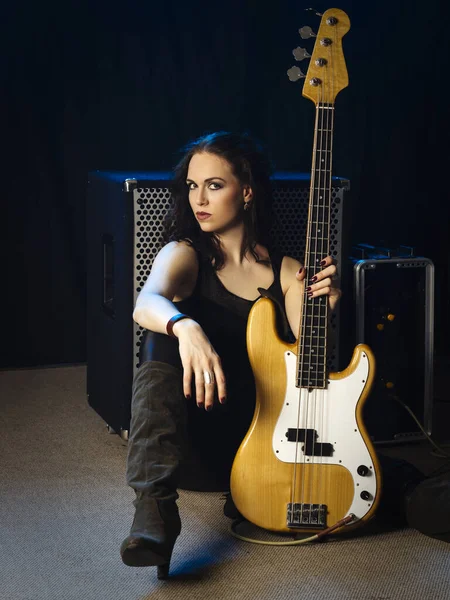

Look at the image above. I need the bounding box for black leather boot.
[120,360,187,578]
[120,494,181,578]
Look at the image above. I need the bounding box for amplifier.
[86,171,349,439]
[352,251,434,444]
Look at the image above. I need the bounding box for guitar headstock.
[288,8,350,106]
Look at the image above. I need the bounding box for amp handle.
[102,234,115,317]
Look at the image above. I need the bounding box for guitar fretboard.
[297,103,334,389]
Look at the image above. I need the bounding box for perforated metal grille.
[133,187,172,371]
[270,185,343,261]
[133,183,346,373]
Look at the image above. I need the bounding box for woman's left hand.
[296,255,341,312]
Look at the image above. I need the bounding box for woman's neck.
[215,224,250,267]
[217,235,268,269]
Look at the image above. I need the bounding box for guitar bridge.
[287,503,327,529]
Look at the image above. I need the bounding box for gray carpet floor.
[0,365,449,600]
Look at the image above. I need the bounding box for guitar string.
[305,95,324,524]
[318,81,328,515]
[296,73,325,528]
[311,48,330,519]
[309,84,328,522]
[318,40,335,513]
[308,38,335,525]
[327,37,336,487]
[310,86,325,521]
[296,88,325,526]
[306,96,322,523]
[316,39,335,522]
[291,100,319,526]
[291,147,313,526]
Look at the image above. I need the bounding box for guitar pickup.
[285,428,334,457]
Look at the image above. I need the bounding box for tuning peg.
[287,66,305,82]
[292,47,311,61]
[299,26,316,39]
[304,7,323,17]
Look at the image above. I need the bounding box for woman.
[120,131,341,577]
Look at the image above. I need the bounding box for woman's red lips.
[196,212,211,220]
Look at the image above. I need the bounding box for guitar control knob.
[360,490,371,501]
[357,465,369,476]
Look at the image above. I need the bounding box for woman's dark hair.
[162,131,274,269]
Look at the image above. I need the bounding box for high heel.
[120,495,181,575]
[157,562,171,580]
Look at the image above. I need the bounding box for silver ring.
[203,371,215,385]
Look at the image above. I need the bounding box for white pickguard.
[273,350,378,523]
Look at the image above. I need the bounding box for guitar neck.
[296,102,335,389]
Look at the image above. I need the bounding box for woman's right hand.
[173,318,227,411]
[132,241,225,409]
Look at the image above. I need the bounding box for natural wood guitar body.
[230,297,381,534]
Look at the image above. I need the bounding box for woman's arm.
[133,241,198,333]
[133,241,226,409]
[281,255,341,340]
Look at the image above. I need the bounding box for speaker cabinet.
[353,257,434,444]
[86,171,349,439]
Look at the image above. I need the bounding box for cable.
[229,514,355,546]
[390,394,450,459]
[230,519,319,546]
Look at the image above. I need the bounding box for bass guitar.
[230,8,381,537]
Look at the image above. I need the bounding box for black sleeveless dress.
[139,252,292,490]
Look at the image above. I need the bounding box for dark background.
[1,0,449,368]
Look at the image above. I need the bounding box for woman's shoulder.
[281,255,302,271]
[146,240,199,300]
[279,255,303,296]
[153,240,200,275]
[158,239,198,260]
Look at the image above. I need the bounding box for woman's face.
[186,152,252,234]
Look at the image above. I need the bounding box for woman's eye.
[187,182,196,190]
[209,182,222,190]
